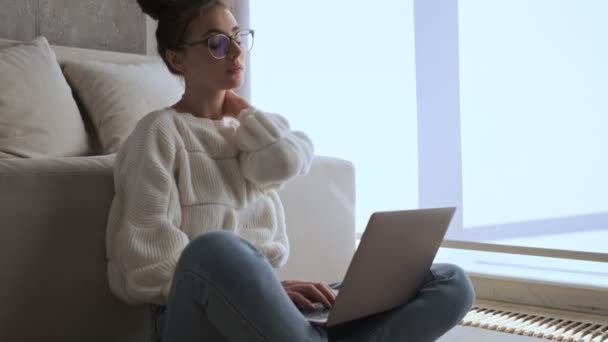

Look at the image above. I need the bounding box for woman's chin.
[223,77,244,90]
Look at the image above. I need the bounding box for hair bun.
[137,0,174,20]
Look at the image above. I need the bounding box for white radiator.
[462,300,608,341]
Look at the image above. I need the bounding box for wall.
[1,0,250,96]
[0,0,146,54]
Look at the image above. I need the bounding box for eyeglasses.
[175,29,255,59]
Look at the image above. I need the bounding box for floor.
[438,326,548,341]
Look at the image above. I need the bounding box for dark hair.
[136,0,232,74]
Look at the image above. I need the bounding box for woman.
[105,0,475,341]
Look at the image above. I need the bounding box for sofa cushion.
[0,37,91,158]
[63,60,184,154]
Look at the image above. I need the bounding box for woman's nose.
[226,38,243,60]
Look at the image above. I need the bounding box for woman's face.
[174,5,246,91]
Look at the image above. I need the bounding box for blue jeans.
[151,231,475,342]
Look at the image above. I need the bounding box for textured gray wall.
[0,0,38,41]
[0,0,146,54]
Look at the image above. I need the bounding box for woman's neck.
[173,87,226,120]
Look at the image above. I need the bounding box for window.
[250,1,607,257]
[420,0,608,255]
[250,0,419,235]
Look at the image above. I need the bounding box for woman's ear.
[165,49,185,75]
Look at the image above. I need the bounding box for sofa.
[0,37,356,341]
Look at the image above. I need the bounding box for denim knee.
[175,230,260,278]
[431,263,476,320]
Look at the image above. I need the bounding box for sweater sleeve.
[111,116,189,305]
[268,191,290,268]
[235,107,314,191]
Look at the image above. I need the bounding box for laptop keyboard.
[302,288,339,324]
[302,303,331,323]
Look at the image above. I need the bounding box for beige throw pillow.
[0,37,91,158]
[63,60,184,154]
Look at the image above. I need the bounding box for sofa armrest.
[0,155,149,342]
[277,156,357,284]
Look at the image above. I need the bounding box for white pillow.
[62,60,184,154]
[0,37,91,158]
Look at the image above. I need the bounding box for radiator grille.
[461,301,608,341]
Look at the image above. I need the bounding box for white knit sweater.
[105,107,314,305]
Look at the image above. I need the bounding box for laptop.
[302,207,456,327]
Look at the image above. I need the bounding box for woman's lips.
[227,66,243,73]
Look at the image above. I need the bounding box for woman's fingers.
[316,282,337,305]
[282,280,337,309]
[299,283,332,309]
[287,291,314,311]
[222,90,248,117]
[224,90,250,116]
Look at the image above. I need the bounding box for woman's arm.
[110,114,189,305]
[235,107,314,191]
[222,91,314,191]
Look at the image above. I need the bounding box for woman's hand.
[281,280,337,311]
[222,90,250,117]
